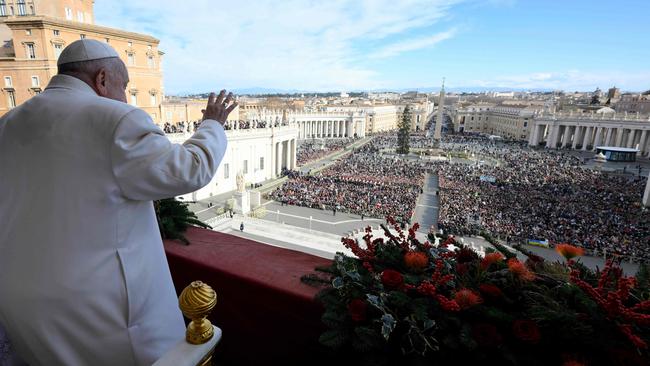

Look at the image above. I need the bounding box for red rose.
[381,269,404,290]
[348,299,367,322]
[472,323,502,347]
[512,319,541,343]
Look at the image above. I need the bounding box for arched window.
[17,0,26,16]
[0,1,6,16]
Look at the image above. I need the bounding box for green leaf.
[423,319,435,332]
[322,310,346,328]
[388,291,410,308]
[381,313,396,340]
[319,330,348,349]
[353,326,382,352]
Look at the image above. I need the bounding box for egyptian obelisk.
[434,78,445,140]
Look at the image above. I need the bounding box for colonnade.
[273,138,297,176]
[529,122,650,155]
[294,120,351,139]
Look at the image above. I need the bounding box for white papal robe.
[0,74,227,365]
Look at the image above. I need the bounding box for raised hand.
[201,90,238,125]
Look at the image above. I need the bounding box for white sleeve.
[110,109,227,201]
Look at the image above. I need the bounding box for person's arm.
[111,90,236,201]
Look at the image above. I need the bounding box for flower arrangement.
[303,218,650,365]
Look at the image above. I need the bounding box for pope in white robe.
[0,40,232,365]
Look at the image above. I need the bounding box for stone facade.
[528,111,650,156]
[168,125,298,201]
[161,98,240,125]
[616,93,650,114]
[454,104,536,140]
[0,0,164,122]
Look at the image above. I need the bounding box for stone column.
[639,130,648,154]
[581,126,592,151]
[278,141,283,172]
[545,125,556,148]
[271,140,276,178]
[593,127,603,150]
[572,126,581,149]
[605,128,613,146]
[615,128,624,146]
[293,139,297,169]
[273,142,278,176]
[627,129,636,148]
[528,124,539,146]
[561,126,571,148]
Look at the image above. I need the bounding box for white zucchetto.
[57,39,120,66]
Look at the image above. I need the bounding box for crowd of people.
[296,139,356,165]
[162,121,198,133]
[435,136,650,263]
[365,133,436,150]
[276,131,650,262]
[162,119,282,134]
[271,138,431,219]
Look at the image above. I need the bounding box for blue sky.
[95,0,650,94]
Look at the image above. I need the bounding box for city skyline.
[96,0,650,94]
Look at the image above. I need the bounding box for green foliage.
[590,94,601,105]
[396,105,412,155]
[154,198,211,245]
[303,221,650,365]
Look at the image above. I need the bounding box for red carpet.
[164,227,333,366]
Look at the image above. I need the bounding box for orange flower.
[404,251,429,271]
[480,252,505,270]
[555,244,585,260]
[507,258,535,281]
[454,288,483,310]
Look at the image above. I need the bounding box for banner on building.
[527,239,549,248]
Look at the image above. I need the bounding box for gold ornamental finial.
[179,281,217,345]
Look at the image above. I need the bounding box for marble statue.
[236,171,245,193]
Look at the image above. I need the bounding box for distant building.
[607,86,620,100]
[616,93,650,114]
[325,104,396,134]
[454,104,537,140]
[0,0,164,122]
[529,110,650,156]
[161,98,239,125]
[168,125,298,201]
